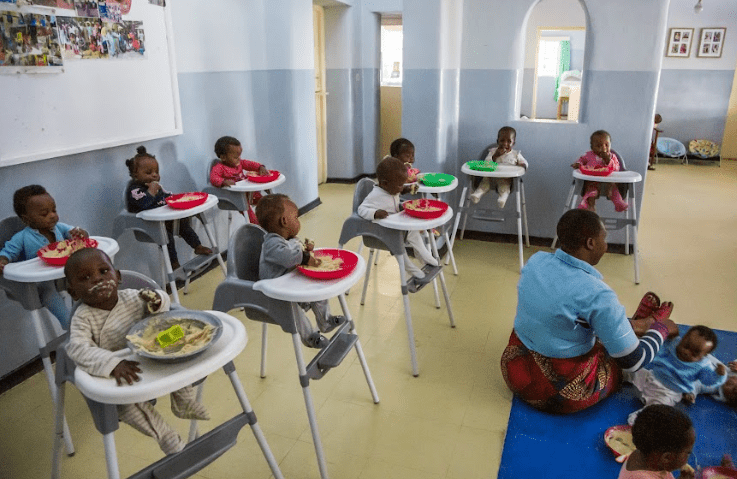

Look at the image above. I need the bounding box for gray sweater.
[259,232,310,279]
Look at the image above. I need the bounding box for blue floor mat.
[498,326,737,478]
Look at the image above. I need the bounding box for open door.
[313,5,328,183]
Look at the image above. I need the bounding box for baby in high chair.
[256,194,346,349]
[0,184,88,330]
[125,146,212,271]
[389,137,420,183]
[210,136,271,224]
[64,248,209,455]
[572,130,628,212]
[470,126,528,208]
[357,156,438,281]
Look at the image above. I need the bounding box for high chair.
[550,151,642,284]
[51,270,284,479]
[112,193,225,303]
[450,144,530,272]
[338,178,456,377]
[211,223,379,479]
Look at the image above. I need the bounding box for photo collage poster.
[0,11,63,67]
[57,16,144,60]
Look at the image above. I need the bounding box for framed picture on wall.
[666,28,693,57]
[697,28,726,58]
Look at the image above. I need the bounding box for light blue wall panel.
[656,70,734,146]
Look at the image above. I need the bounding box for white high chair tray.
[73,311,246,404]
[3,236,119,283]
[573,170,642,184]
[416,174,458,195]
[254,252,366,303]
[461,163,525,178]
[375,207,454,232]
[136,194,219,221]
[227,173,286,192]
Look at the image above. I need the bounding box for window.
[537,39,565,77]
[380,23,402,86]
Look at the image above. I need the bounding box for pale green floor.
[1,161,736,479]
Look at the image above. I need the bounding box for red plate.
[603,425,634,460]
[701,467,737,479]
[580,164,614,177]
[38,237,99,266]
[297,248,358,280]
[402,199,449,219]
[165,192,208,209]
[246,170,280,183]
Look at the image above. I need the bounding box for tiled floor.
[1,161,735,479]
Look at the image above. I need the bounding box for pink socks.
[610,187,629,212]
[578,189,597,210]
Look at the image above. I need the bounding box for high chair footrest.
[182,253,219,274]
[318,333,358,370]
[128,413,249,479]
[471,209,505,222]
[408,264,443,293]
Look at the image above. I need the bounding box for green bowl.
[421,173,455,187]
[466,160,498,172]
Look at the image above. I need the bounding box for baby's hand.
[717,363,727,375]
[139,289,162,313]
[303,238,315,252]
[258,165,269,176]
[492,147,508,160]
[69,227,89,239]
[307,254,321,268]
[683,392,696,404]
[222,179,236,187]
[0,257,8,275]
[680,464,695,479]
[571,162,581,169]
[728,360,737,372]
[374,209,389,220]
[147,181,161,194]
[112,360,141,386]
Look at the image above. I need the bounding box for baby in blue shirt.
[627,325,728,424]
[0,185,88,329]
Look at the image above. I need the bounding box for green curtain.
[554,40,571,102]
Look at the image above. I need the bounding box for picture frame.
[697,27,726,58]
[666,28,693,57]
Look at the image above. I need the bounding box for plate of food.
[126,310,222,363]
[402,199,449,219]
[466,160,498,172]
[579,164,614,177]
[421,173,454,187]
[604,425,635,463]
[701,466,737,479]
[165,192,208,209]
[246,170,280,183]
[297,248,358,280]
[37,237,99,266]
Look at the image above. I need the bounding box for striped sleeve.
[612,322,669,372]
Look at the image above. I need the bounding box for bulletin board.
[0,1,181,167]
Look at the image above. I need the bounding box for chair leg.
[102,432,122,479]
[515,185,524,272]
[161,244,180,304]
[374,250,380,265]
[521,180,530,247]
[290,333,330,479]
[51,381,67,479]
[428,234,456,328]
[631,184,640,285]
[432,278,441,309]
[260,322,268,378]
[360,249,375,306]
[396,255,419,377]
[449,184,467,250]
[187,382,205,442]
[225,364,285,479]
[198,213,227,277]
[551,180,578,249]
[338,294,379,403]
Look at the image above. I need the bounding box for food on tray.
[406,167,421,183]
[126,318,217,357]
[300,254,344,272]
[605,428,635,457]
[140,289,160,313]
[467,160,498,171]
[38,238,98,265]
[169,193,204,203]
[404,199,443,213]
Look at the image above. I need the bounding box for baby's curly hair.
[556,209,603,252]
[389,138,414,158]
[13,184,48,217]
[214,136,241,158]
[632,404,693,456]
[590,130,611,143]
[255,194,289,233]
[685,325,718,352]
[376,156,406,185]
[125,146,156,178]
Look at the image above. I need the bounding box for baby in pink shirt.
[572,130,628,212]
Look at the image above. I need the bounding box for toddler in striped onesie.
[65,248,209,455]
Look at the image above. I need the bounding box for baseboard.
[326,173,375,184]
[299,197,322,216]
[458,229,634,255]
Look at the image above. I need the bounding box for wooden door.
[313,5,328,183]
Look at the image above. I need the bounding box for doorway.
[379,14,403,159]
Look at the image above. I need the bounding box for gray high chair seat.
[51,270,284,479]
[211,223,379,479]
[338,178,456,377]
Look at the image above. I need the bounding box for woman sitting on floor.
[500,209,679,414]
